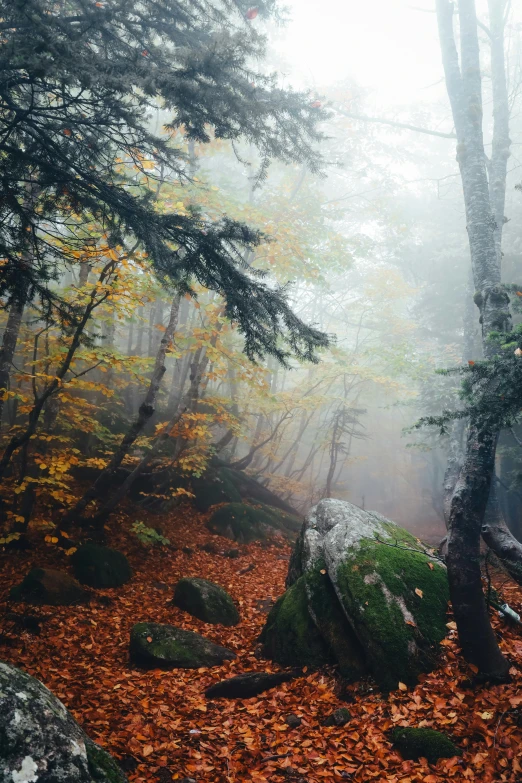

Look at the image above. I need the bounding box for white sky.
[275,0,453,106]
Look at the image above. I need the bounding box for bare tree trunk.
[436,0,511,678]
[61,293,181,525]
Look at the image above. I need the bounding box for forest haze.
[3,2,522,783]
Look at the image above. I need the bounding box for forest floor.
[1,505,522,783]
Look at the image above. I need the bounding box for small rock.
[130,622,236,669]
[205,671,298,700]
[238,563,255,575]
[285,714,302,728]
[155,769,173,783]
[9,568,89,606]
[179,778,197,783]
[71,543,132,588]
[391,727,461,764]
[182,547,194,556]
[224,548,240,559]
[322,707,351,727]
[152,581,170,592]
[173,577,240,626]
[255,597,274,614]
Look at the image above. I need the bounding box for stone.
[71,543,132,588]
[207,503,280,543]
[9,567,89,606]
[129,622,236,668]
[263,499,449,690]
[173,577,239,626]
[285,714,302,728]
[322,707,351,727]
[0,660,127,783]
[391,727,461,764]
[204,671,298,700]
[192,468,242,512]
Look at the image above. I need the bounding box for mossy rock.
[129,622,236,668]
[0,660,127,783]
[259,576,333,669]
[192,469,241,512]
[262,499,449,690]
[173,577,239,626]
[391,727,461,764]
[331,535,449,690]
[71,543,132,588]
[9,568,89,606]
[304,560,367,680]
[207,502,278,543]
[255,503,302,534]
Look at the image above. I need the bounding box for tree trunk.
[436,0,511,677]
[0,299,25,427]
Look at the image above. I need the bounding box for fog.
[2,0,522,546]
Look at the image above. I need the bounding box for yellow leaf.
[480,711,494,720]
[415,588,423,598]
[427,562,434,571]
[320,569,326,575]
[65,547,77,556]
[446,621,457,630]
[398,682,408,691]
[142,744,154,757]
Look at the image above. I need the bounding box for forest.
[2,0,522,781]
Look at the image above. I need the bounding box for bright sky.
[274,0,450,107]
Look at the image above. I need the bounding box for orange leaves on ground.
[1,505,522,783]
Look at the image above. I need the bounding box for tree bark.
[436,0,511,678]
[0,299,25,426]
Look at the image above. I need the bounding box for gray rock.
[129,622,236,668]
[322,707,351,727]
[71,544,132,588]
[173,577,239,626]
[263,499,450,690]
[0,660,127,783]
[204,671,298,699]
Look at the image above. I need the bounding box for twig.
[373,536,445,563]
[260,753,292,763]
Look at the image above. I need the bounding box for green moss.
[259,576,332,669]
[391,727,461,764]
[335,538,449,690]
[207,502,276,543]
[129,622,235,668]
[254,503,302,533]
[305,560,366,680]
[71,543,132,588]
[86,737,127,782]
[173,577,239,626]
[193,469,242,512]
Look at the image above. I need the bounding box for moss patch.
[334,538,449,690]
[71,543,132,588]
[259,576,332,669]
[173,577,239,626]
[86,737,128,783]
[207,503,277,543]
[305,560,367,680]
[192,469,242,512]
[391,727,461,764]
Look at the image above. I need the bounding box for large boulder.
[0,660,127,783]
[129,622,236,668]
[192,468,242,512]
[9,568,89,606]
[173,577,239,626]
[71,543,132,588]
[262,499,449,690]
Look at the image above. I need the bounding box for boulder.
[173,577,239,626]
[207,503,286,543]
[391,727,461,764]
[204,671,297,699]
[192,468,241,512]
[322,707,351,727]
[262,499,449,690]
[71,543,132,588]
[129,622,236,668]
[0,660,127,783]
[9,568,89,606]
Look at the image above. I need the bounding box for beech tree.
[435,0,522,679]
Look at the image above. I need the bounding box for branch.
[335,108,456,139]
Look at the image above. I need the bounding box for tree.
[435,0,519,678]
[0,0,329,423]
